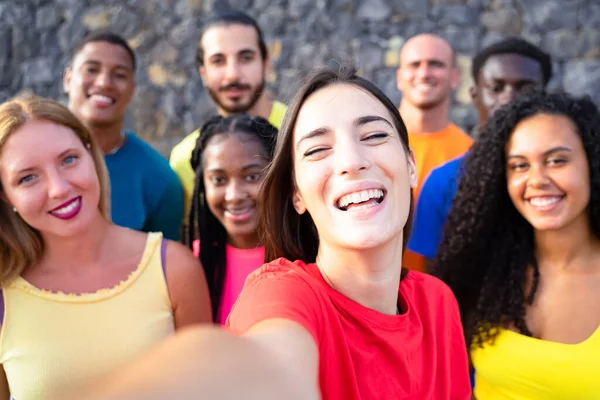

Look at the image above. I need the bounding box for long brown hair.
[0,95,110,285]
[260,65,414,263]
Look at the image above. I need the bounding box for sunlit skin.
[506,113,600,345]
[472,53,545,124]
[64,41,135,129]
[199,24,271,116]
[292,83,417,315]
[397,34,459,111]
[203,133,269,249]
[506,114,589,233]
[0,120,102,240]
[293,83,417,252]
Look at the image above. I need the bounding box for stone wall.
[1,0,599,156]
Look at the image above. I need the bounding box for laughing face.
[396,34,459,111]
[505,113,590,233]
[292,83,417,251]
[64,41,135,129]
[203,132,269,248]
[0,120,102,238]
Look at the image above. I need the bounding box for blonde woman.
[0,95,211,399]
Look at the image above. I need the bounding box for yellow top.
[471,327,600,399]
[169,100,288,213]
[0,232,175,400]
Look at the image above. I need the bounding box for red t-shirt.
[226,258,471,400]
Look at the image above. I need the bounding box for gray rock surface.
[0,0,597,156]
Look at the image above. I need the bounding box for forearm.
[65,326,319,400]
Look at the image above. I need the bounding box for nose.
[224,179,248,202]
[334,137,370,176]
[47,170,71,199]
[224,60,241,81]
[527,164,550,188]
[94,70,112,88]
[415,63,432,80]
[499,85,518,106]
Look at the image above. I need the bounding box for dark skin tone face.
[471,53,546,124]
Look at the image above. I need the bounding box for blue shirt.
[407,153,467,259]
[104,131,184,240]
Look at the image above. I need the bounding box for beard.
[208,79,266,114]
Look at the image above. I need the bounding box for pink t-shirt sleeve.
[192,239,200,257]
[225,260,323,345]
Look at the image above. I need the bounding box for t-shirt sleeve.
[226,265,323,345]
[407,167,446,258]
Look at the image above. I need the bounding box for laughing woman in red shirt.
[74,65,471,400]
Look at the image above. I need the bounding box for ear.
[63,67,72,94]
[199,65,207,87]
[396,66,403,92]
[292,188,307,215]
[407,148,418,189]
[450,66,461,90]
[469,85,478,103]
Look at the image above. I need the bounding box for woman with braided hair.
[188,114,277,323]
[434,90,600,399]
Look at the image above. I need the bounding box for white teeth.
[90,94,114,104]
[226,208,251,215]
[52,198,80,215]
[529,197,561,207]
[338,189,384,209]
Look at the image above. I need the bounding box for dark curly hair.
[434,90,600,348]
[188,114,278,320]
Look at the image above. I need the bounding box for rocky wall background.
[1,0,599,156]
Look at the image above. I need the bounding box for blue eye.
[18,174,35,185]
[63,155,78,165]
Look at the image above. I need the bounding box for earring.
[86,143,91,149]
[12,207,17,213]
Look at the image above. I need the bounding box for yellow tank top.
[0,232,175,400]
[471,326,600,399]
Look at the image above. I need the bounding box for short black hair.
[471,37,552,85]
[71,31,136,71]
[195,10,268,70]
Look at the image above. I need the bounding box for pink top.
[193,240,265,324]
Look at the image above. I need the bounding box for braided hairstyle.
[433,90,600,348]
[188,114,278,320]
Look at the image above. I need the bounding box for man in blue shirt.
[408,37,553,269]
[64,32,184,240]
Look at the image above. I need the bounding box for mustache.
[219,82,251,92]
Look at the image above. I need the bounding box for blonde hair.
[0,95,110,285]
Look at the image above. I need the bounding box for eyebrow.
[14,149,77,175]
[81,60,132,72]
[208,48,257,59]
[206,163,265,174]
[507,146,572,160]
[295,115,393,151]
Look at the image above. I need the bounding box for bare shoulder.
[164,240,200,271]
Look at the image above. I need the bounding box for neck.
[399,98,450,133]
[534,216,600,272]
[220,94,274,121]
[228,233,260,250]
[315,236,404,315]
[39,214,113,270]
[86,122,125,154]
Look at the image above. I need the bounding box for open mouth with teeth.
[89,94,116,105]
[336,189,385,211]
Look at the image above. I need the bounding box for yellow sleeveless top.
[0,232,175,400]
[471,326,600,399]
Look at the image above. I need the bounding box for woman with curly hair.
[435,90,600,399]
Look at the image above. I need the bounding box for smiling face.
[0,120,102,239]
[506,113,590,233]
[292,83,417,251]
[64,41,135,129]
[203,132,269,248]
[397,34,459,110]
[199,24,267,115]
